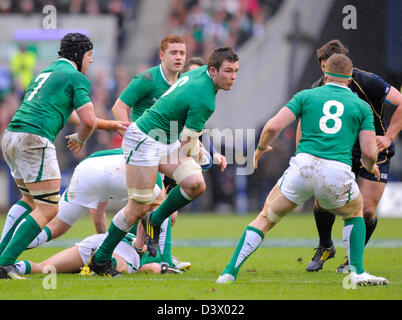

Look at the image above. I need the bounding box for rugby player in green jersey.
[0,33,126,279]
[216,54,388,286]
[87,46,239,276]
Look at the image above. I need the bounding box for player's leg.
[336,171,386,272]
[305,201,337,272]
[91,164,158,269]
[0,185,34,255]
[328,194,388,285]
[305,202,336,272]
[16,246,83,275]
[26,198,89,249]
[151,149,206,227]
[358,177,385,244]
[0,179,60,267]
[217,185,298,283]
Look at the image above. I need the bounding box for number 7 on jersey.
[27,72,52,101]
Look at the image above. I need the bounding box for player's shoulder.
[352,67,390,89]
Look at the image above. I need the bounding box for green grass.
[0,213,401,300]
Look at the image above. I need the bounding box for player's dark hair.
[316,39,349,63]
[58,33,93,72]
[207,46,238,71]
[183,57,205,73]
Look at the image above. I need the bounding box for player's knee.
[181,175,206,198]
[128,187,155,204]
[363,207,376,222]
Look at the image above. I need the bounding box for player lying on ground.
[13,232,179,277]
[216,54,388,287]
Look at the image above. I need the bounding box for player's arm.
[254,107,296,168]
[201,132,227,172]
[359,130,380,180]
[295,120,302,148]
[90,201,109,234]
[66,102,96,153]
[68,109,129,133]
[377,86,402,151]
[112,98,132,136]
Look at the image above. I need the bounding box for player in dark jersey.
[303,40,402,272]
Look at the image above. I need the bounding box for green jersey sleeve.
[359,101,375,132]
[285,91,304,118]
[184,97,214,132]
[71,73,92,110]
[119,72,153,108]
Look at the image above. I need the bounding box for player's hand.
[213,153,227,172]
[253,145,273,169]
[65,133,85,153]
[366,164,380,181]
[376,135,392,152]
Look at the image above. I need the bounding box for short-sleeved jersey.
[135,65,216,144]
[119,64,172,122]
[312,68,393,158]
[8,58,91,142]
[287,83,375,166]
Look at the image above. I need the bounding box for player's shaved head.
[325,54,353,76]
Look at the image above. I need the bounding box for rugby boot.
[351,272,389,286]
[141,210,161,257]
[336,256,350,273]
[306,244,336,272]
[172,255,192,271]
[216,273,235,284]
[87,255,120,277]
[0,264,26,279]
[160,263,183,274]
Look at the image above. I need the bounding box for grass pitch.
[0,213,401,301]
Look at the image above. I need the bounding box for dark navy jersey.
[312,68,394,159]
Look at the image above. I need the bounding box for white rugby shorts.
[122,122,180,167]
[76,234,140,273]
[277,153,359,209]
[2,130,61,183]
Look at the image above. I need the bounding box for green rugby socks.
[0,201,33,255]
[150,186,192,226]
[343,217,365,274]
[0,215,42,266]
[221,226,264,279]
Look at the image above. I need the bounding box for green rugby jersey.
[135,65,216,144]
[8,58,91,142]
[287,83,375,166]
[119,64,173,122]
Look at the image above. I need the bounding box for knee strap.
[172,159,201,184]
[127,188,155,204]
[30,190,60,205]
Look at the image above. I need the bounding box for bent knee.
[181,175,206,198]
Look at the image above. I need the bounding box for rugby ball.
[200,149,213,171]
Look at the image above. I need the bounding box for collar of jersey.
[325,82,351,91]
[159,64,180,85]
[58,58,77,70]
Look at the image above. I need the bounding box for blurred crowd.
[150,0,283,65]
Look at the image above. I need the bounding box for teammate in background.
[183,57,206,73]
[13,232,180,277]
[0,33,98,279]
[217,54,389,286]
[303,40,402,272]
[88,46,239,277]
